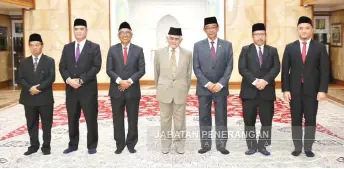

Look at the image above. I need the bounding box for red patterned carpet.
[1,94,343,141]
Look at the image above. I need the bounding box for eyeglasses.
[119,31,132,36]
[253,33,266,37]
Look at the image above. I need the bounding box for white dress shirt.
[122,43,131,56]
[255,44,264,56]
[169,46,180,67]
[204,38,223,89]
[208,38,218,53]
[116,43,134,84]
[32,53,42,65]
[299,39,311,55]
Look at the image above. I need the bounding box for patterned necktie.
[75,43,80,62]
[171,49,177,77]
[34,57,38,72]
[301,41,307,83]
[210,41,216,61]
[123,47,128,64]
[258,46,263,66]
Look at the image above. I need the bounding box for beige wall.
[266,0,313,81]
[23,0,312,83]
[24,0,69,83]
[226,0,265,82]
[330,10,344,81]
[70,0,110,83]
[0,14,11,82]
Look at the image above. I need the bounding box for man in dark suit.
[282,16,329,157]
[106,22,145,154]
[193,16,233,155]
[238,23,280,156]
[59,18,102,154]
[18,33,55,155]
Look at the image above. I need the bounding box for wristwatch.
[79,78,84,85]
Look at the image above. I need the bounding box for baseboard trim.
[53,80,282,91]
[0,80,10,89]
[335,79,344,85]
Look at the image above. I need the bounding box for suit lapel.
[117,44,124,66]
[203,39,213,65]
[76,40,89,64]
[305,40,314,65]
[176,47,185,76]
[262,45,269,67]
[125,44,134,68]
[28,56,35,73]
[214,39,223,65]
[71,42,76,65]
[35,54,44,75]
[293,41,303,65]
[249,44,260,67]
[165,47,173,78]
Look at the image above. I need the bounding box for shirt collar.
[254,44,264,49]
[32,53,42,59]
[299,38,311,45]
[208,38,218,44]
[122,43,131,49]
[76,39,87,47]
[169,46,180,53]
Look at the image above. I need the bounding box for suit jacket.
[154,46,192,104]
[193,38,233,96]
[18,54,55,106]
[106,43,145,99]
[281,40,329,96]
[59,40,102,96]
[238,43,280,100]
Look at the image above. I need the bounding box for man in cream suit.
[154,27,192,154]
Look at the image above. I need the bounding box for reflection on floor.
[0,89,344,167]
[0,84,343,110]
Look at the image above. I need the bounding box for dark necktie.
[258,46,263,66]
[75,43,80,62]
[210,41,216,61]
[123,47,128,64]
[34,57,38,72]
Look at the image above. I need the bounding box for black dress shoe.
[258,148,271,156]
[198,148,211,154]
[63,148,77,154]
[115,148,124,154]
[128,148,137,153]
[305,150,315,157]
[245,149,257,155]
[88,149,97,154]
[42,150,51,155]
[217,148,230,155]
[24,149,38,156]
[291,150,302,156]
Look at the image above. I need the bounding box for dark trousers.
[242,97,274,150]
[198,95,228,150]
[66,92,98,150]
[111,97,140,150]
[24,104,53,152]
[290,84,318,151]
